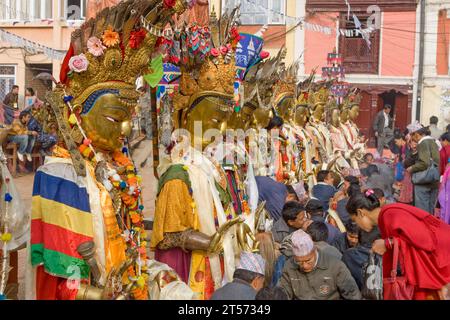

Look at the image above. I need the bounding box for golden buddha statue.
[152,9,259,300]
[327,100,353,172]
[290,90,316,188]
[29,0,189,300]
[306,87,334,166]
[341,91,365,162]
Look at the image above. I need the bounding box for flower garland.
[108,149,148,300]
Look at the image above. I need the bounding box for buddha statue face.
[330,108,340,128]
[184,95,233,149]
[349,105,360,121]
[228,104,255,131]
[340,108,349,123]
[252,108,273,129]
[276,97,294,123]
[81,93,132,152]
[293,105,308,127]
[312,103,325,122]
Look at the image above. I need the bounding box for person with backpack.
[406,123,440,214]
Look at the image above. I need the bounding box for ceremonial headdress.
[46,0,187,175]
[342,89,362,111]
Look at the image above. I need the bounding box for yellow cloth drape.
[150,179,199,250]
[92,168,127,273]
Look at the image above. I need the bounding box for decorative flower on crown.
[229,26,242,49]
[102,27,120,47]
[129,29,147,49]
[163,0,177,9]
[68,54,89,73]
[87,37,106,57]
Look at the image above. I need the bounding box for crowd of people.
[1,85,58,174]
[1,0,450,302]
[208,115,450,301]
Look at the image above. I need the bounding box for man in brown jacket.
[279,229,361,300]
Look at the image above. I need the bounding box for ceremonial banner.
[235,33,264,80]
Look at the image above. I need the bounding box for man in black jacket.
[373,104,394,158]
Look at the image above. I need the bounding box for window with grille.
[224,0,286,25]
[338,13,380,74]
[65,0,87,20]
[0,65,17,104]
[0,0,53,22]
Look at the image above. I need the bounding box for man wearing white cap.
[211,252,265,300]
[279,230,361,300]
[406,122,441,213]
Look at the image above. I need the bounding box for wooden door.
[355,90,375,146]
[394,93,410,133]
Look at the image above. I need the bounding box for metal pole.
[416,0,426,121]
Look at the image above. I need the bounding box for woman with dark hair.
[266,115,284,131]
[346,191,450,300]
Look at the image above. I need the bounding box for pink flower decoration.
[87,37,106,57]
[260,51,270,59]
[220,46,228,55]
[210,48,220,57]
[68,54,89,73]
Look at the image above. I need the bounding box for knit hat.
[236,252,266,276]
[291,229,314,257]
[407,120,423,134]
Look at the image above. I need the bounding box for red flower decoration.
[220,46,228,55]
[163,0,176,9]
[129,29,147,49]
[260,50,270,59]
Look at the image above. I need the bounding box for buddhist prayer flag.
[31,169,93,279]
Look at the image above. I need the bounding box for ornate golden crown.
[172,55,237,112]
[273,61,298,106]
[171,7,240,116]
[63,0,186,107]
[341,90,362,111]
[295,91,309,107]
[46,0,187,175]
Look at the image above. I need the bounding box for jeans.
[27,135,36,154]
[414,184,439,214]
[8,135,28,154]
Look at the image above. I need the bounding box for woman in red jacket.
[346,190,450,300]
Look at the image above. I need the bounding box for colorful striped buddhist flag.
[31,164,93,279]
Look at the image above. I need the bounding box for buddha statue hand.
[158,217,241,254]
[76,256,135,300]
[326,155,339,171]
[236,221,258,253]
[350,146,362,158]
[207,216,242,255]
